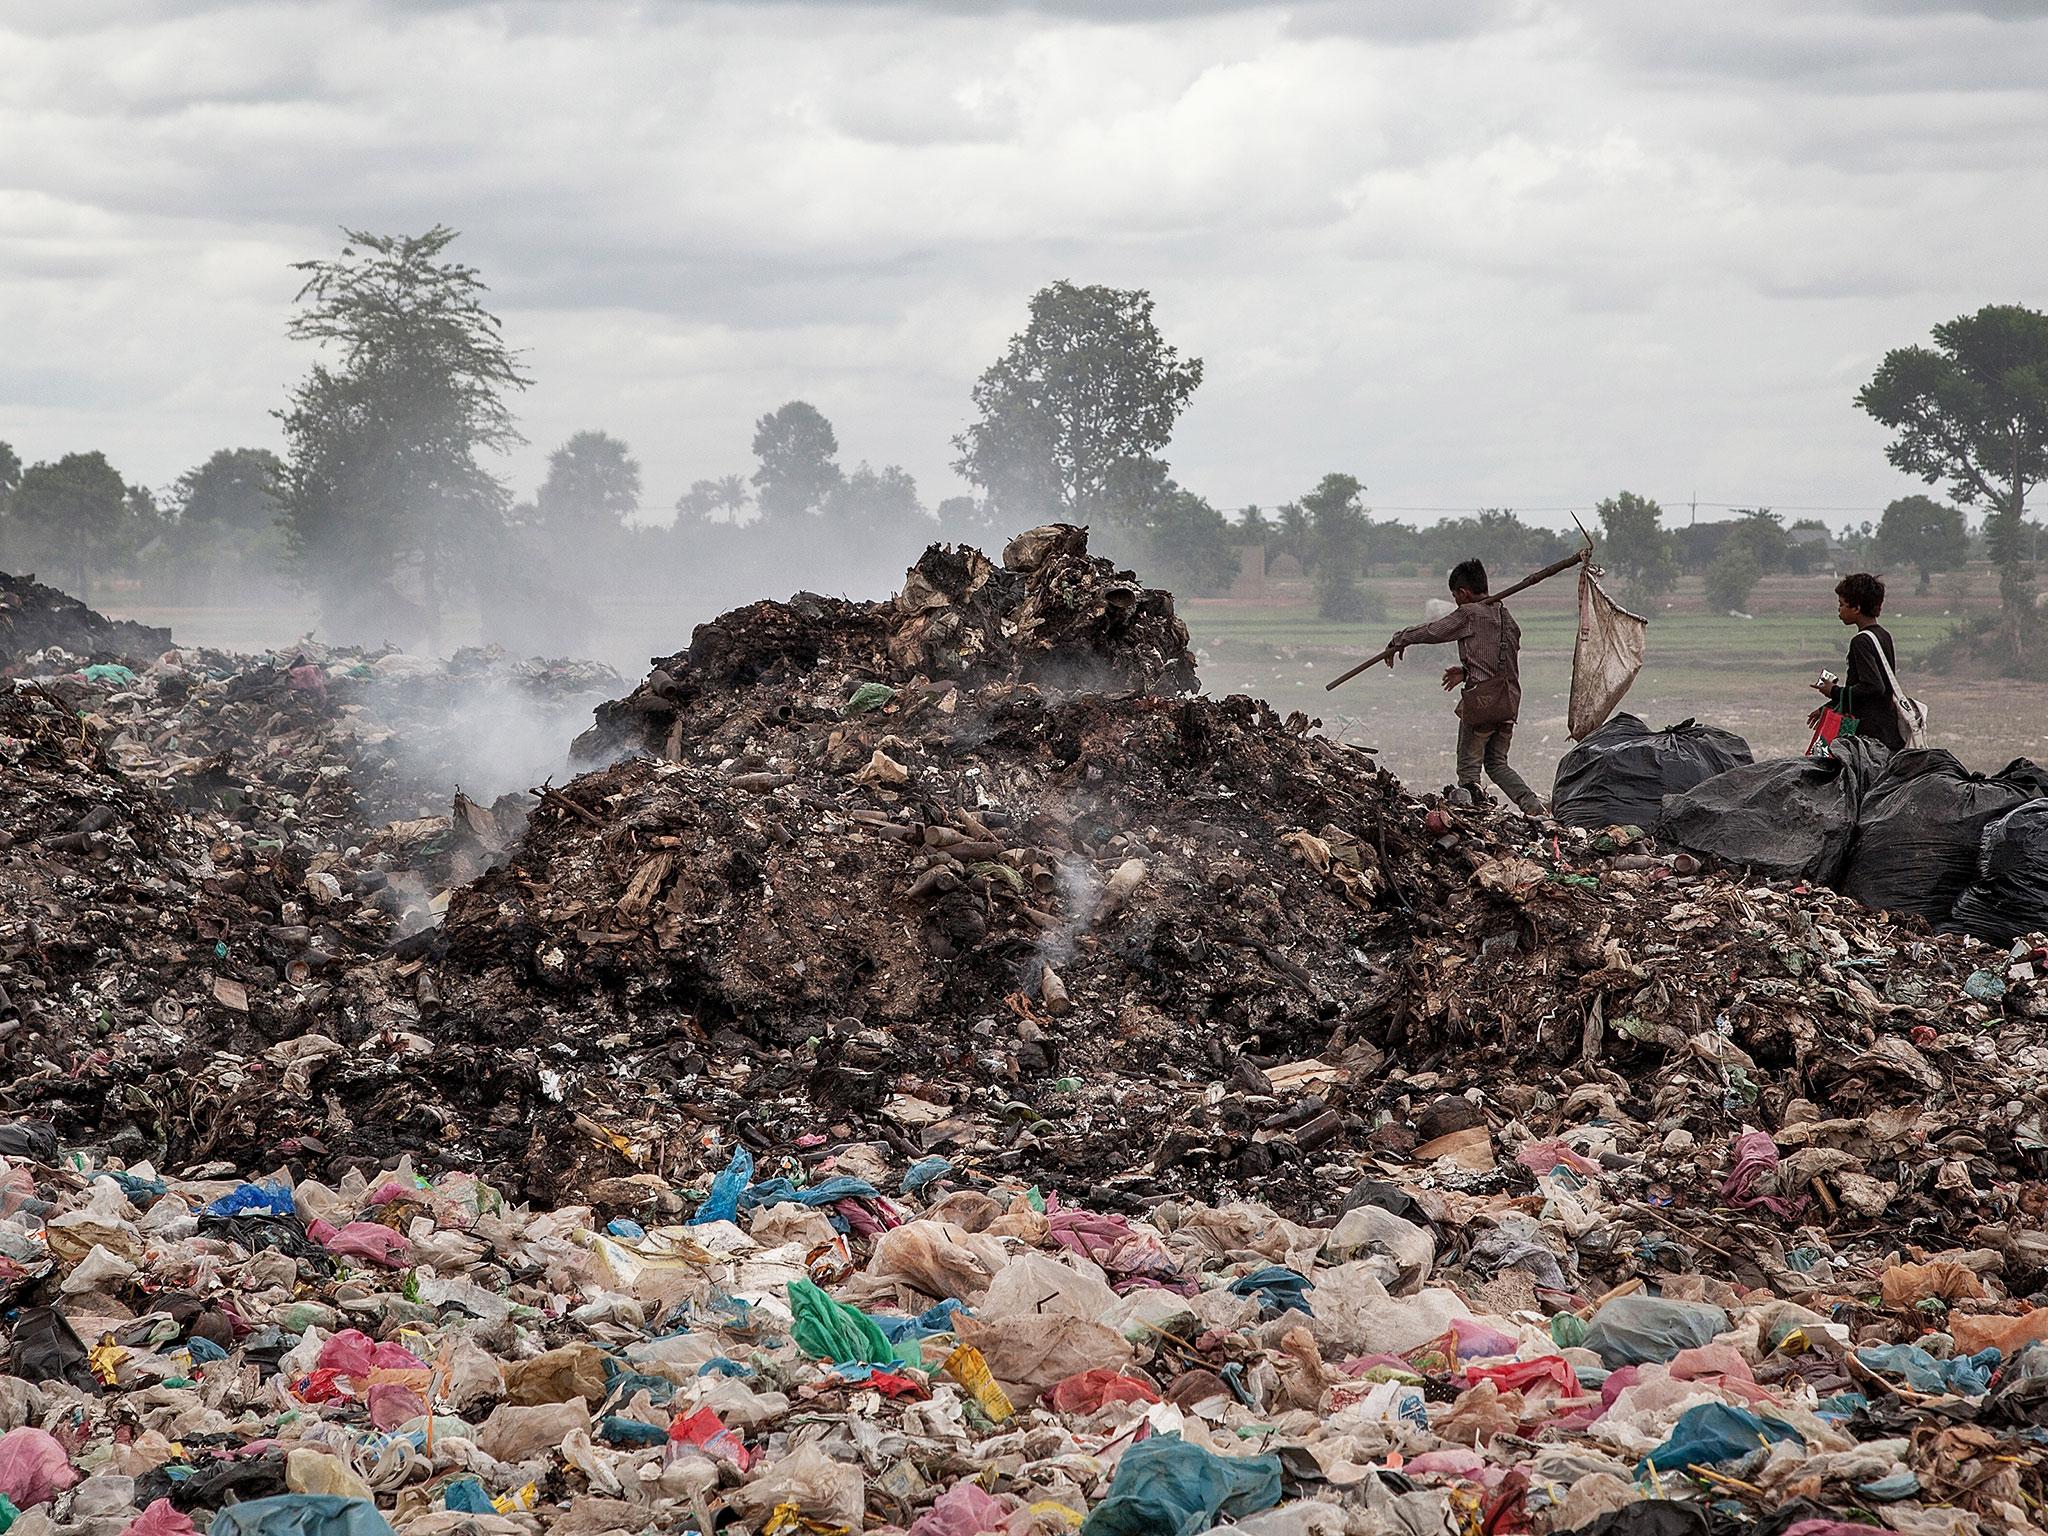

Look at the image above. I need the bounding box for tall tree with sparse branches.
[275,226,531,642]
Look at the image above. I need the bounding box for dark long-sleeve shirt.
[1833,623,1902,751]
[1390,600,1522,689]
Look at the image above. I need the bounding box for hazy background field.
[94,562,2047,798]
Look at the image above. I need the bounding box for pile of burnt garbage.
[1,532,2046,1536]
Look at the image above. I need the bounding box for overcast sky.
[3,0,2044,532]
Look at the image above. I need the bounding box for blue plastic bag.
[443,1480,493,1514]
[741,1174,879,1210]
[1079,1434,1283,1536]
[210,1496,398,1536]
[1227,1266,1315,1319]
[1855,1343,1999,1396]
[903,1156,952,1193]
[202,1180,297,1219]
[1639,1402,1803,1474]
[688,1146,754,1226]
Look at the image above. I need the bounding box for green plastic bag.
[788,1278,916,1368]
[846,683,896,715]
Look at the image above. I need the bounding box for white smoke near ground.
[1035,852,1102,978]
[383,677,593,809]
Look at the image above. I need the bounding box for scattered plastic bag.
[864,1219,1008,1303]
[0,1428,76,1509]
[1640,1401,1803,1473]
[907,1479,1008,1536]
[730,1442,864,1530]
[1584,1295,1729,1368]
[1078,1434,1282,1536]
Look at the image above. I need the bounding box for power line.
[1255,500,1888,517]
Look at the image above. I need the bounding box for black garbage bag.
[9,1304,96,1390]
[1949,799,2048,946]
[1551,714,1752,830]
[1565,1501,1709,1536]
[1840,751,2048,921]
[1653,737,1891,885]
[196,1211,335,1270]
[0,1121,59,1161]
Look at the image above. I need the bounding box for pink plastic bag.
[320,1222,412,1267]
[908,1480,1007,1536]
[122,1500,200,1536]
[315,1329,426,1377]
[0,1425,79,1508]
[368,1381,428,1430]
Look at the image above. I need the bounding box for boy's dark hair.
[1836,571,1886,617]
[1449,559,1488,596]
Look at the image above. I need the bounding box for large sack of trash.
[1551,713,1751,830]
[1655,736,1891,885]
[1948,798,2048,945]
[1840,751,2048,921]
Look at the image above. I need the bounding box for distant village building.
[1788,524,1841,570]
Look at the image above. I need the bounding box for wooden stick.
[1482,544,1591,606]
[1324,543,1592,693]
[1324,646,1394,691]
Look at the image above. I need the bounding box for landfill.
[4,528,2048,1536]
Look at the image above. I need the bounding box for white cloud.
[0,0,2043,532]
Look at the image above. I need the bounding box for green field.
[1187,568,2048,795]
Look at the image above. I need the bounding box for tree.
[825,463,927,545]
[953,280,1204,524]
[1421,508,1572,580]
[1275,501,1311,569]
[1703,542,1760,615]
[1859,304,2048,660]
[1726,507,1788,574]
[276,226,531,643]
[536,430,641,532]
[1875,494,1968,594]
[751,401,841,520]
[0,439,20,565]
[1595,491,1677,606]
[171,448,284,533]
[935,495,1000,550]
[1234,504,1268,549]
[9,451,128,599]
[1304,472,1372,621]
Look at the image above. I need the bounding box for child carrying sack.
[1859,629,1929,749]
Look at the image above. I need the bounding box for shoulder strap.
[1857,628,1904,696]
